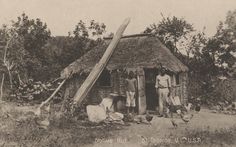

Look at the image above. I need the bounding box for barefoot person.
[155,67,171,117]
[125,71,137,114]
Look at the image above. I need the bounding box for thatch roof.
[61,34,188,78]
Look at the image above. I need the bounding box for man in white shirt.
[155,67,171,117]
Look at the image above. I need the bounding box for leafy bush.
[10,79,63,103]
[201,78,236,107]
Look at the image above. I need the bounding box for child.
[125,71,137,114]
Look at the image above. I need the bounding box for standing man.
[155,67,171,117]
[125,71,137,115]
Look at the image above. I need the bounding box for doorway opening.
[144,68,159,111]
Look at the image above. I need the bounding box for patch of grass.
[0,112,124,147]
[184,126,236,146]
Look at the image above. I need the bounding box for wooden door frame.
[137,67,147,114]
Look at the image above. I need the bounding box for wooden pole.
[73,18,130,105]
[35,79,66,116]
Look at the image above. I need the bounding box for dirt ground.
[0,102,236,147]
[89,108,236,147]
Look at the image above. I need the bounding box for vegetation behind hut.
[1,10,236,105]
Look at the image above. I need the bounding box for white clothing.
[126,91,136,107]
[155,74,171,88]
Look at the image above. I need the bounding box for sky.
[0,0,236,37]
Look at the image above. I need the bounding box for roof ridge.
[103,33,152,40]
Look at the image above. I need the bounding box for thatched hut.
[61,34,189,114]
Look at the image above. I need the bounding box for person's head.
[160,67,166,76]
[128,71,135,79]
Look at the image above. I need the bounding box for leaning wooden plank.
[35,79,66,116]
[73,18,131,105]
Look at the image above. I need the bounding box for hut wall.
[97,86,112,99]
[63,75,102,105]
[64,75,83,100]
[63,70,128,107]
[110,70,126,96]
[117,70,126,96]
[96,70,127,98]
[182,72,189,103]
[170,72,188,104]
[171,74,181,100]
[179,72,188,104]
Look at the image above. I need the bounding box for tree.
[205,10,236,72]
[0,25,19,88]
[0,13,51,84]
[143,15,214,74]
[65,20,106,63]
[12,13,51,61]
[11,13,51,80]
[73,20,106,39]
[144,15,194,53]
[225,10,236,30]
[39,20,106,80]
[177,9,236,76]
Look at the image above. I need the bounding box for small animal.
[184,103,192,112]
[124,113,135,122]
[180,113,193,124]
[133,114,153,124]
[176,109,182,115]
[170,119,178,128]
[145,114,153,124]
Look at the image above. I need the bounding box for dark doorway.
[144,68,159,111]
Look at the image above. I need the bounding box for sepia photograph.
[0,0,236,146]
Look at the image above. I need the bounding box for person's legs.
[156,88,159,112]
[162,89,169,117]
[126,91,130,114]
[158,89,164,116]
[130,92,136,114]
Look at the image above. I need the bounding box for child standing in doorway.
[125,71,137,115]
